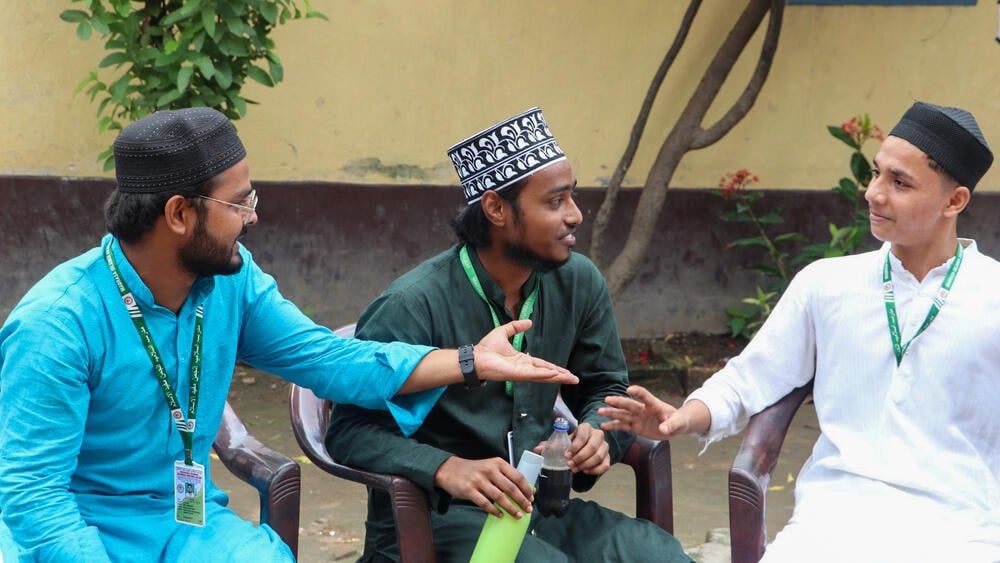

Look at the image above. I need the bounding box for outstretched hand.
[474,320,578,385]
[598,385,682,440]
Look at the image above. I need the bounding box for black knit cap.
[888,101,993,190]
[113,107,247,193]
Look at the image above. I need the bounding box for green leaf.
[838,178,857,193]
[827,125,859,150]
[177,66,194,93]
[97,115,113,134]
[86,81,106,101]
[193,55,215,79]
[164,39,180,55]
[726,317,747,338]
[729,238,769,249]
[268,59,283,83]
[160,0,203,27]
[77,21,94,40]
[98,52,131,68]
[215,63,233,89]
[73,71,98,95]
[260,2,279,24]
[156,88,184,108]
[719,210,752,222]
[850,152,872,184]
[108,73,131,100]
[232,95,247,116]
[223,16,247,35]
[201,6,217,37]
[91,17,110,35]
[246,65,274,87]
[60,10,90,23]
[191,30,206,52]
[773,233,807,243]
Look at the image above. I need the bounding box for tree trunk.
[591,0,703,271]
[599,0,785,302]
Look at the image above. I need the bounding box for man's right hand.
[433,456,533,519]
[599,385,713,440]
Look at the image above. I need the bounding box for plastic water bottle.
[469,450,544,563]
[536,416,572,518]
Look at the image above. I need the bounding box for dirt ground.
[212,339,819,562]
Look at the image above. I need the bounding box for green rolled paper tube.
[468,450,544,563]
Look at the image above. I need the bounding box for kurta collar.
[881,238,978,286]
[461,245,541,318]
[103,234,216,315]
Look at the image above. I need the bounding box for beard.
[503,239,569,273]
[179,219,244,278]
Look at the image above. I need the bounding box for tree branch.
[692,0,784,149]
[590,0,703,271]
[603,0,781,302]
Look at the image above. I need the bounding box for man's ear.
[480,191,508,227]
[944,185,971,218]
[163,195,197,235]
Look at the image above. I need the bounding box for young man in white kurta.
[690,240,1000,561]
[600,101,999,562]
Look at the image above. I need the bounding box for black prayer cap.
[113,108,247,194]
[888,101,993,190]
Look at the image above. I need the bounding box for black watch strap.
[458,344,483,389]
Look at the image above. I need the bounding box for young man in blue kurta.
[327,108,691,562]
[0,108,575,562]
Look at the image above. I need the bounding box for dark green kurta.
[326,246,689,562]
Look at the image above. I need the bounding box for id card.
[174,460,206,527]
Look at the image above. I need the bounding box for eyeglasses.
[197,189,258,225]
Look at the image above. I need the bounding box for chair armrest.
[553,393,674,533]
[289,384,435,563]
[622,436,674,534]
[728,381,813,563]
[213,401,301,559]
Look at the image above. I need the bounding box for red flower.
[719,169,759,198]
[841,114,884,146]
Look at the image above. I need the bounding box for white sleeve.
[686,265,818,447]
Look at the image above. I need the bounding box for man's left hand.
[566,422,610,475]
[534,422,610,476]
[474,320,578,385]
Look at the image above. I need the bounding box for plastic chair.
[289,324,674,563]
[213,401,302,558]
[728,379,814,563]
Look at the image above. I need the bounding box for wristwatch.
[458,344,484,389]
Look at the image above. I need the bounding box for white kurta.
[689,240,1000,562]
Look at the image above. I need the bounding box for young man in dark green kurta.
[326,108,691,562]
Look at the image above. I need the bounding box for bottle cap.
[515,450,544,484]
[552,417,570,431]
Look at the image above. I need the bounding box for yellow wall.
[4,1,1000,191]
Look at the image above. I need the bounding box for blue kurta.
[0,235,441,562]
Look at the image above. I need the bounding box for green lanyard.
[104,243,204,466]
[458,246,539,396]
[882,242,963,367]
